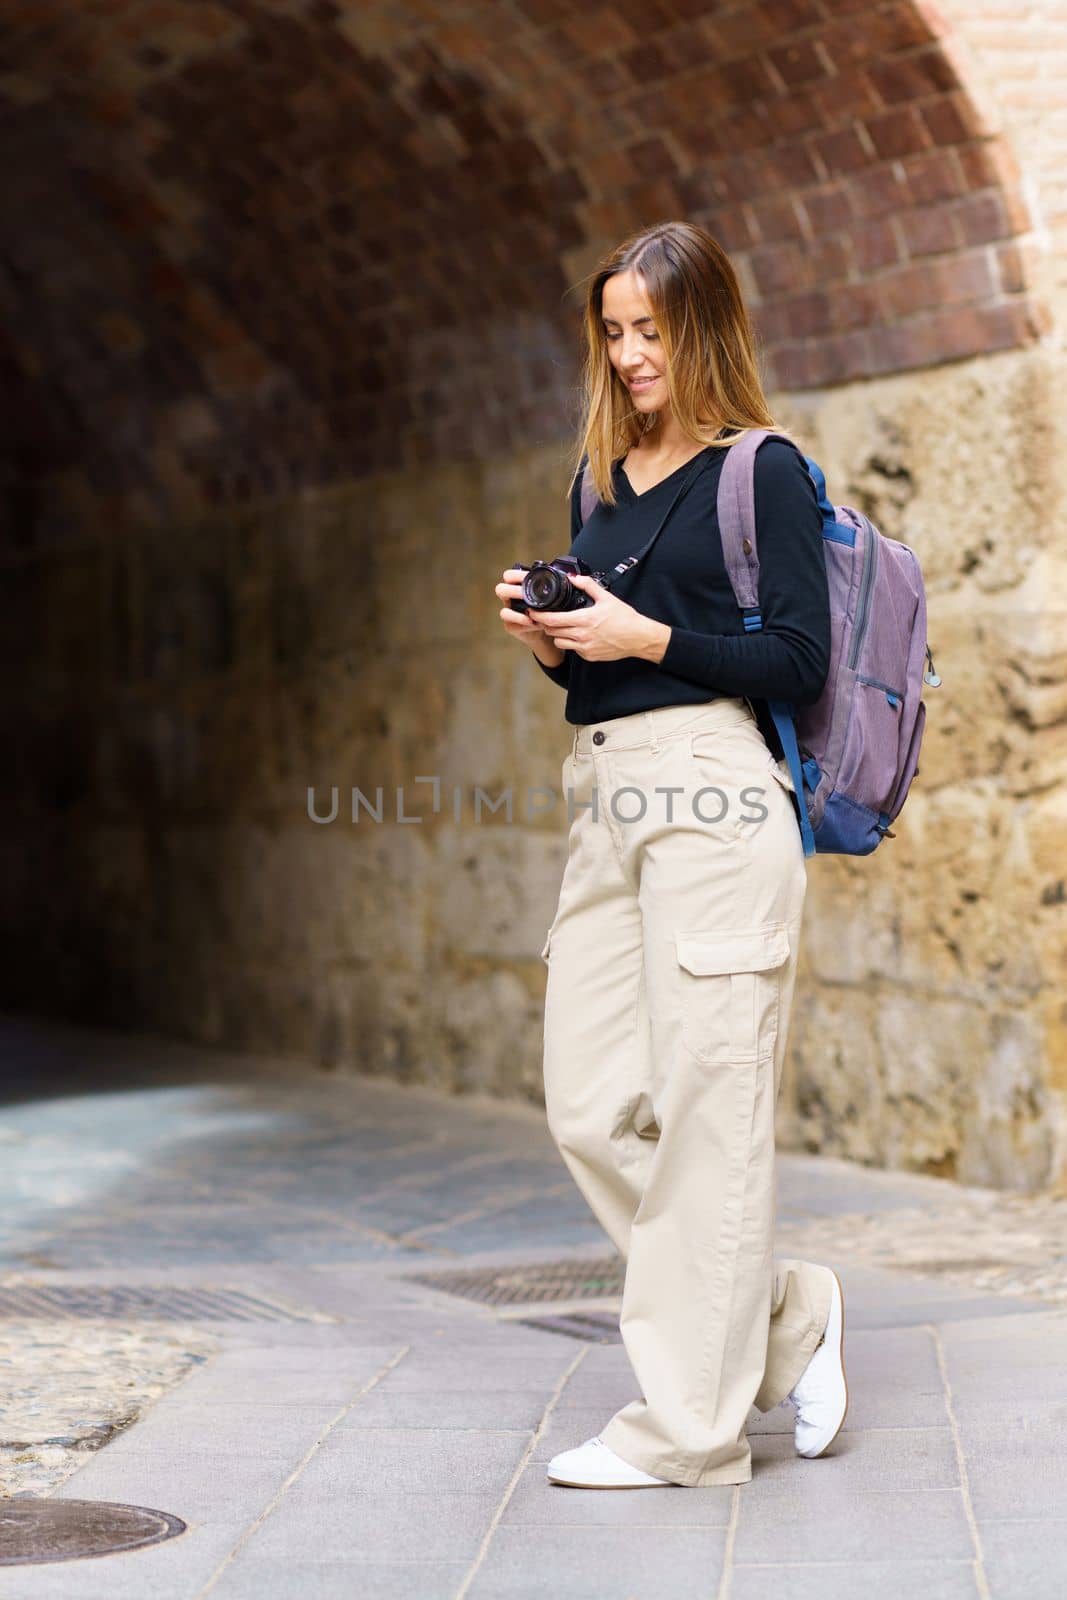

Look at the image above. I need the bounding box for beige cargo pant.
[541,695,833,1487]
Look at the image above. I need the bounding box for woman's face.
[601,268,668,416]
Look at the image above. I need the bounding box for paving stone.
[465,1524,726,1599]
[53,1446,294,1517]
[728,1559,981,1600]
[334,1387,553,1430]
[209,1560,472,1600]
[310,1425,532,1491]
[977,1518,1067,1596]
[964,1460,1067,1521]
[731,1488,974,1564]
[96,1402,343,1457]
[379,1356,578,1392]
[746,1426,959,1493]
[239,1487,501,1563]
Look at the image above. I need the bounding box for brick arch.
[0,0,1051,530]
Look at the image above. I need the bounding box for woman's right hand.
[495,569,565,666]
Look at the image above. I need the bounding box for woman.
[495,221,847,1489]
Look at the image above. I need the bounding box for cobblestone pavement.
[778,1185,1067,1308]
[0,1013,1064,1600]
[0,1322,216,1497]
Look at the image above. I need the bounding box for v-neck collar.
[616,445,714,501]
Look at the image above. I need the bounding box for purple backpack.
[579,428,941,856]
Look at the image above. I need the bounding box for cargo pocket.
[675,921,790,1065]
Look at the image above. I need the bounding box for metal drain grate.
[405,1254,623,1306]
[0,1499,186,1566]
[0,1285,332,1324]
[515,1311,623,1344]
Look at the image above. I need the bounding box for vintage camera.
[508,555,608,614]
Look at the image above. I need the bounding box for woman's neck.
[634,412,699,461]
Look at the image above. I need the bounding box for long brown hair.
[569,220,795,509]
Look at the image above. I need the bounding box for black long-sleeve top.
[533,436,831,728]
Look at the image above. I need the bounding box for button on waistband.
[592,730,605,745]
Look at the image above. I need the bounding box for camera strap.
[598,447,716,591]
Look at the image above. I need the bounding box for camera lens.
[526,569,566,608]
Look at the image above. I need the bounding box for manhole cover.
[405,1255,623,1306]
[0,1285,331,1324]
[0,1499,186,1566]
[516,1311,623,1343]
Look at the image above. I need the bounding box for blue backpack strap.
[718,430,817,858]
[766,698,816,857]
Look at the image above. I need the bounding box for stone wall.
[1,0,1066,1192]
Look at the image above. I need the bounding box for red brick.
[879,261,945,320]
[866,46,960,104]
[625,135,682,179]
[850,163,912,220]
[704,206,753,252]
[714,5,779,57]
[898,204,961,257]
[813,126,872,178]
[771,289,835,339]
[582,55,633,96]
[852,217,902,272]
[832,281,882,331]
[902,148,967,205]
[616,39,673,83]
[956,139,1022,193]
[752,0,825,32]
[994,242,1026,294]
[763,142,825,189]
[656,19,719,72]
[609,0,675,25]
[752,299,793,344]
[800,184,854,233]
[667,64,726,123]
[749,194,806,243]
[717,151,791,204]
[865,318,930,373]
[715,53,779,108]
[819,329,880,382]
[512,0,571,23]
[749,241,815,297]
[819,5,935,69]
[954,189,1029,247]
[934,249,999,307]
[766,37,829,87]
[920,92,988,147]
[767,89,825,139]
[808,72,882,123]
[561,8,639,54]
[810,234,855,283]
[865,106,930,161]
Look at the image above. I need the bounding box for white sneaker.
[546,1435,677,1488]
[788,1267,848,1458]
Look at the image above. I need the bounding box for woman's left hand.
[535,574,670,664]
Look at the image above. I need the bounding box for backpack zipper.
[847,519,877,670]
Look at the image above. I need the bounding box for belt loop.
[571,726,579,760]
[646,710,660,756]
